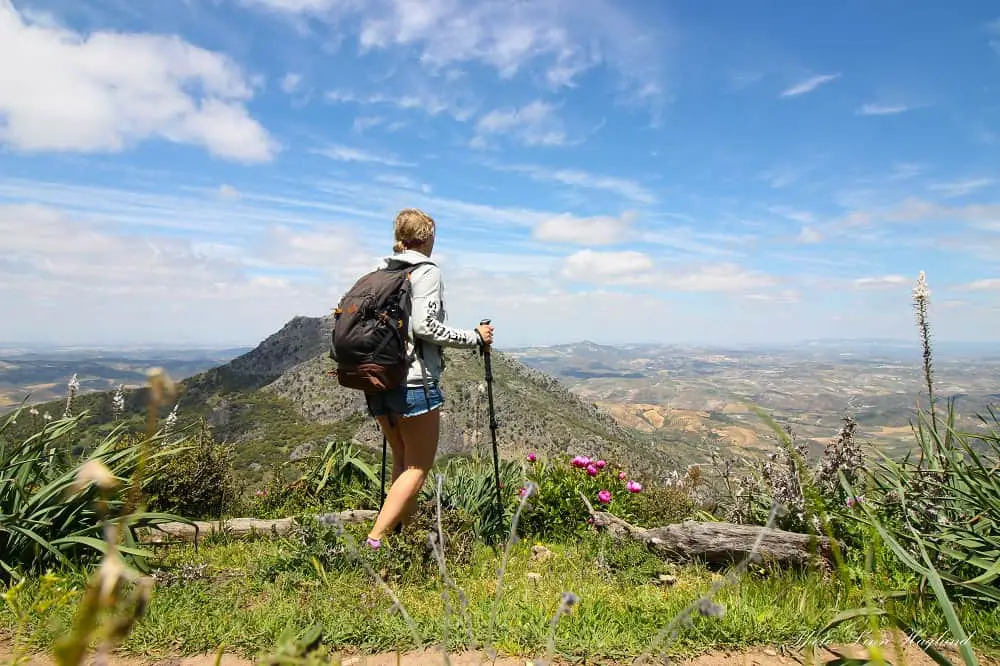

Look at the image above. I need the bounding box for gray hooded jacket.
[376,250,483,388]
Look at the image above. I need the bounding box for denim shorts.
[365,382,444,419]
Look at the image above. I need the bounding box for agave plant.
[308,440,381,507]
[0,405,189,582]
[424,455,523,544]
[859,402,1000,604]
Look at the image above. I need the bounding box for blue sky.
[1,0,998,348]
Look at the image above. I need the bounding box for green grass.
[4,532,999,663]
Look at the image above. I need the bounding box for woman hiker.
[364,208,494,550]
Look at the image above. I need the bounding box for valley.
[0,346,251,413]
[507,339,1000,458]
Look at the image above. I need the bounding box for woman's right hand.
[476,322,494,346]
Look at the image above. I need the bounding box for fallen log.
[583,498,837,566]
[136,509,377,545]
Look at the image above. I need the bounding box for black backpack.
[329,262,429,392]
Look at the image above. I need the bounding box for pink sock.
[366,537,381,550]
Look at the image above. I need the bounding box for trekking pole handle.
[478,319,492,355]
[478,319,493,363]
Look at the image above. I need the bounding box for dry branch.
[592,510,836,565]
[580,493,836,566]
[136,509,377,544]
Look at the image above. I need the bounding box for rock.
[289,442,315,461]
[657,574,678,586]
[764,649,777,657]
[530,545,554,562]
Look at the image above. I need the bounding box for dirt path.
[3,639,998,666]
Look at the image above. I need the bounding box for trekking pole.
[479,319,505,534]
[379,434,387,508]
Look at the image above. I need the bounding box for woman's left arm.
[410,265,483,349]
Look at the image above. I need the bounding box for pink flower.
[571,456,590,468]
[596,460,607,469]
[626,480,642,494]
[519,487,530,498]
[586,464,598,477]
[597,489,612,504]
[527,452,537,463]
[618,471,627,481]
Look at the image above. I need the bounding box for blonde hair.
[393,208,436,253]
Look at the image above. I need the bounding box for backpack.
[329,262,429,392]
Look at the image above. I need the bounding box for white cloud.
[316,144,415,167]
[665,263,777,292]
[534,212,637,245]
[5,188,996,348]
[834,198,1000,231]
[769,206,816,224]
[780,73,840,97]
[0,1,276,162]
[217,184,242,201]
[354,0,595,90]
[857,103,912,116]
[929,178,994,198]
[0,177,389,245]
[888,162,925,181]
[854,275,908,289]
[0,202,242,289]
[745,289,800,304]
[353,115,384,132]
[964,278,1000,291]
[258,224,357,267]
[560,251,777,294]
[374,173,431,193]
[296,0,663,121]
[280,72,302,93]
[472,100,566,147]
[0,202,374,345]
[497,164,655,204]
[635,229,744,257]
[327,88,477,121]
[350,0,659,95]
[561,249,653,283]
[239,0,351,13]
[797,226,823,244]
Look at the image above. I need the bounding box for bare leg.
[377,415,407,533]
[376,416,407,484]
[367,407,441,542]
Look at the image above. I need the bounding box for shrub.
[260,500,477,584]
[248,441,381,519]
[587,532,673,585]
[144,418,240,520]
[421,455,524,544]
[711,415,872,549]
[623,485,697,528]
[518,453,692,539]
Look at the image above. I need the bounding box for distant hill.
[11,318,707,485]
